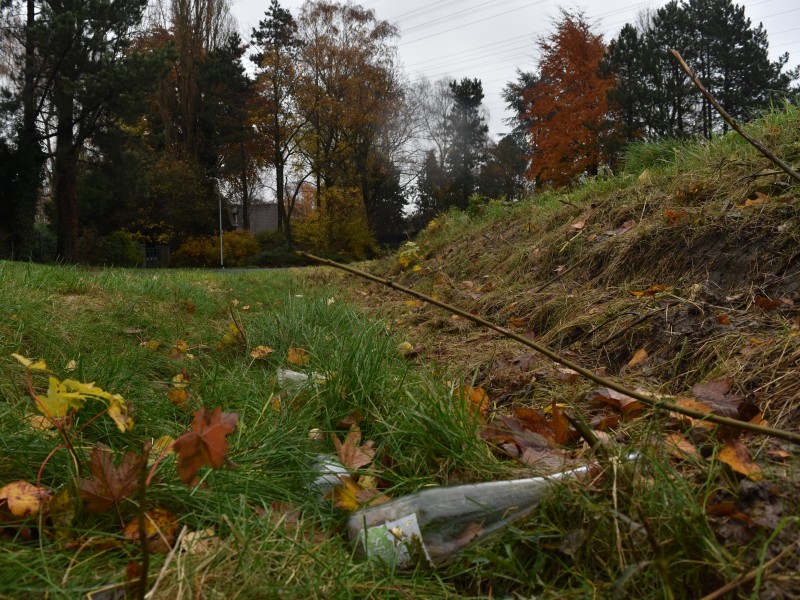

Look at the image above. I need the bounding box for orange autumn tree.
[521,11,618,188]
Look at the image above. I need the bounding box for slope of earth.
[320,105,800,598]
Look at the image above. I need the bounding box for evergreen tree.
[606,0,798,140]
[413,149,448,225]
[445,78,488,209]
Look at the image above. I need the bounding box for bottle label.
[358,512,432,569]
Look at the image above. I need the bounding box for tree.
[295,0,402,247]
[444,78,488,208]
[606,0,798,141]
[478,135,528,201]
[38,0,163,261]
[251,0,304,244]
[518,10,617,188]
[413,148,448,225]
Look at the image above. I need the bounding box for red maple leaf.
[173,407,238,485]
[79,447,146,513]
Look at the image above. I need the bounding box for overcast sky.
[229,0,800,139]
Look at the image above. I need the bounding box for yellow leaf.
[397,342,414,357]
[28,415,55,431]
[170,339,189,356]
[36,376,86,418]
[171,372,189,388]
[716,438,763,480]
[0,481,52,518]
[167,387,189,407]
[250,345,274,360]
[151,435,175,460]
[627,348,648,368]
[331,476,362,511]
[107,394,133,432]
[123,508,178,554]
[140,340,161,351]
[11,353,48,371]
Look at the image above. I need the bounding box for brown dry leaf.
[28,415,55,431]
[0,481,52,518]
[627,348,649,368]
[79,447,146,513]
[716,314,731,325]
[588,388,644,416]
[173,407,239,485]
[664,209,687,225]
[570,219,586,230]
[167,387,189,407]
[551,401,574,446]
[287,347,310,366]
[182,299,196,314]
[123,508,179,554]
[692,378,745,418]
[629,285,670,298]
[455,386,490,418]
[554,368,579,383]
[250,345,274,360]
[743,192,772,207]
[754,297,782,311]
[716,438,763,480]
[332,428,376,471]
[404,299,423,308]
[507,317,527,329]
[673,397,716,429]
[767,449,790,461]
[519,447,579,470]
[664,433,700,460]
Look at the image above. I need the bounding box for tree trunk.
[239,139,249,230]
[12,0,41,258]
[54,90,79,262]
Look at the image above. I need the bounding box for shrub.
[173,230,260,268]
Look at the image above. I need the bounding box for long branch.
[298,252,800,446]
[669,48,800,184]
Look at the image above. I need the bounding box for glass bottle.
[346,454,638,569]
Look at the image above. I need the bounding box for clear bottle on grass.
[346,453,639,569]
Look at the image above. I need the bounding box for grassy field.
[2,105,799,599]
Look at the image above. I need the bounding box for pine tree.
[445,78,488,209]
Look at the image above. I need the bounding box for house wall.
[249,203,279,234]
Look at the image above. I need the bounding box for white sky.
[230,0,800,139]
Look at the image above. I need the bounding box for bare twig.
[669,49,800,184]
[298,252,800,445]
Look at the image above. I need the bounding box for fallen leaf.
[404,299,423,308]
[0,481,52,518]
[716,314,731,325]
[455,386,490,417]
[627,348,648,368]
[182,299,196,314]
[554,368,579,383]
[755,297,782,311]
[79,447,146,513]
[664,433,700,460]
[716,438,762,480]
[692,378,745,418]
[28,415,55,431]
[767,449,790,461]
[663,209,687,225]
[629,285,670,298]
[181,528,220,554]
[123,508,178,553]
[287,347,310,366]
[672,397,716,429]
[150,435,175,461]
[588,388,644,416]
[140,340,161,351]
[507,317,527,329]
[250,345,274,360]
[170,339,189,357]
[333,428,376,471]
[571,219,586,230]
[551,401,574,446]
[397,341,415,357]
[173,407,239,485]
